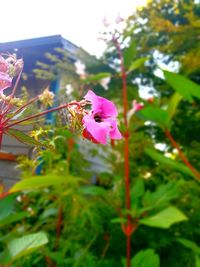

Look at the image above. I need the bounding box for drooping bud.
[14,58,24,76]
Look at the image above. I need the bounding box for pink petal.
[84,90,118,117]
[110,125,122,140]
[83,114,110,145]
[0,56,9,72]
[106,118,122,140]
[0,72,12,92]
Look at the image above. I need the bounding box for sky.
[1,0,146,57]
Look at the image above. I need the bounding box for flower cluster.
[0,54,23,93]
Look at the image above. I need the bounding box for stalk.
[2,95,39,126]
[5,102,80,129]
[165,129,200,180]
[0,130,3,150]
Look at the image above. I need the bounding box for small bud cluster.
[38,88,55,107]
[0,94,24,107]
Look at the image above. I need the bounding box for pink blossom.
[82,90,122,145]
[116,14,124,24]
[0,72,12,92]
[0,56,9,72]
[102,16,110,27]
[127,100,144,121]
[132,100,144,112]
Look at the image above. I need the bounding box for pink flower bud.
[0,72,12,92]
[0,55,9,72]
[14,59,24,76]
[132,100,144,112]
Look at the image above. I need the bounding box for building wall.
[0,126,32,190]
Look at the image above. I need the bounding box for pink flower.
[82,90,122,145]
[0,72,12,92]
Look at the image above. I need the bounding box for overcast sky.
[1,0,146,57]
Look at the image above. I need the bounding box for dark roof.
[0,35,79,53]
[0,35,79,73]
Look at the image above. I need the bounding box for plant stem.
[2,95,39,126]
[113,37,131,267]
[5,102,80,129]
[54,205,63,250]
[165,129,200,180]
[2,70,23,116]
[0,130,3,150]
[126,235,131,267]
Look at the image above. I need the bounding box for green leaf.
[128,57,147,73]
[2,232,48,264]
[111,217,127,224]
[0,193,16,221]
[167,92,183,123]
[141,181,179,213]
[140,206,187,229]
[163,70,200,101]
[125,249,160,267]
[79,185,107,197]
[196,256,200,267]
[83,72,111,83]
[0,212,30,227]
[139,107,170,128]
[145,148,195,179]
[6,128,46,148]
[176,238,200,267]
[176,238,200,254]
[9,175,66,192]
[131,178,145,199]
[123,40,137,68]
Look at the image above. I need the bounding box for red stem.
[4,102,80,129]
[126,235,131,267]
[0,130,3,150]
[165,129,200,180]
[54,206,63,251]
[2,95,39,126]
[113,37,131,267]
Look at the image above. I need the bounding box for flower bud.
[0,72,12,92]
[0,55,9,72]
[39,88,55,107]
